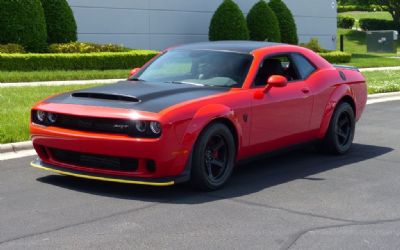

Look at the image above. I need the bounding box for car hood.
[44,80,229,113]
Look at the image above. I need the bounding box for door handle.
[301,88,310,94]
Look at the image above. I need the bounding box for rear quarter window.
[291,54,316,79]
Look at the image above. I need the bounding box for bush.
[337,5,388,13]
[269,0,298,44]
[247,1,280,42]
[0,44,26,54]
[41,0,77,44]
[0,51,159,71]
[319,51,352,64]
[300,38,327,53]
[338,16,355,29]
[359,18,395,31]
[48,42,131,53]
[209,0,249,41]
[0,0,47,52]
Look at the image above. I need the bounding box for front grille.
[54,114,134,135]
[49,148,138,172]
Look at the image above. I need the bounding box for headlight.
[36,110,46,122]
[47,113,57,124]
[135,121,147,133]
[149,121,161,134]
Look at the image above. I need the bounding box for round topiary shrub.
[0,0,47,52]
[209,0,249,41]
[269,0,298,44]
[247,0,281,42]
[41,0,77,44]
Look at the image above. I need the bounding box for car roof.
[172,41,283,54]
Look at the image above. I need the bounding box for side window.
[291,53,316,79]
[253,55,300,87]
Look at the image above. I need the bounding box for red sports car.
[30,41,367,190]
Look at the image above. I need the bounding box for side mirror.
[129,68,140,77]
[264,75,288,93]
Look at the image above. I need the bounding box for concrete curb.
[0,141,32,154]
[1,91,400,156]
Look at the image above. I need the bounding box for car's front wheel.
[319,101,355,154]
[190,123,236,191]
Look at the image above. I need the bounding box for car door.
[249,53,315,154]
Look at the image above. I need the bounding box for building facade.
[67,0,337,50]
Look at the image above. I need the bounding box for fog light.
[135,121,146,133]
[150,121,161,134]
[36,110,46,122]
[47,113,57,123]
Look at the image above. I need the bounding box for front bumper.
[31,158,188,186]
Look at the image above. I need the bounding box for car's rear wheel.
[319,101,355,154]
[190,123,236,191]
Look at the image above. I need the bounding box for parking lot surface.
[0,101,399,250]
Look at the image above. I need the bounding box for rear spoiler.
[333,64,360,72]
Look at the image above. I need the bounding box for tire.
[318,102,355,154]
[190,123,236,191]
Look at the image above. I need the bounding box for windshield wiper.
[164,81,205,86]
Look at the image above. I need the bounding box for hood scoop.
[71,92,140,102]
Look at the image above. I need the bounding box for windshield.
[134,49,253,88]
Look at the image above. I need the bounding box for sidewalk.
[359,66,400,72]
[0,78,125,88]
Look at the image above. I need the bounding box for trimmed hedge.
[0,0,47,52]
[209,0,249,41]
[359,18,395,31]
[337,5,388,13]
[319,51,352,64]
[269,0,298,44]
[0,51,158,71]
[0,44,26,54]
[247,0,281,42]
[41,0,77,44]
[48,42,131,53]
[337,16,355,29]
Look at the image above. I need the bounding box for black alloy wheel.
[319,101,355,154]
[191,123,236,190]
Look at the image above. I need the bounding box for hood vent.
[72,92,140,102]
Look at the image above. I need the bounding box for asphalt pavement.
[0,101,399,250]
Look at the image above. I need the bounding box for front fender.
[172,104,242,173]
[317,84,354,139]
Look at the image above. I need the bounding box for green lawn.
[363,70,400,94]
[336,28,400,68]
[1,71,400,144]
[0,69,129,83]
[338,11,392,28]
[0,84,103,144]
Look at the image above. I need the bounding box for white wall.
[67,0,337,50]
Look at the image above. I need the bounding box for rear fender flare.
[317,85,354,139]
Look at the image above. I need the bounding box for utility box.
[366,30,398,53]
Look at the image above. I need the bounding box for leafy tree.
[269,0,298,44]
[209,0,249,41]
[247,1,281,42]
[41,0,77,44]
[0,0,47,52]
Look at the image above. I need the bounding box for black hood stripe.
[45,81,228,113]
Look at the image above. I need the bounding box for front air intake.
[72,92,140,102]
